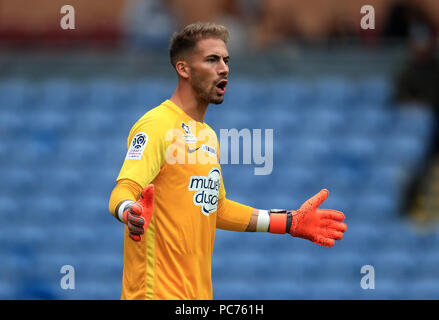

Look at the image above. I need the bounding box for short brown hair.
[169,22,230,68]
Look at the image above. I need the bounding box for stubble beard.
[191,73,224,105]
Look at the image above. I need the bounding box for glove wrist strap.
[117,200,135,223]
[268,209,293,234]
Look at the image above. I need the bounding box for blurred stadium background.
[1,0,439,299]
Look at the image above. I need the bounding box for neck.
[170,81,208,123]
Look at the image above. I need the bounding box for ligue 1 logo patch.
[181,122,191,135]
[126,132,148,160]
[181,122,197,144]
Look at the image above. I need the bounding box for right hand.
[122,184,155,241]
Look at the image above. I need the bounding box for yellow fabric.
[216,198,253,232]
[108,179,143,218]
[116,99,243,300]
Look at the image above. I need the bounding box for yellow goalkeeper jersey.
[116,99,229,300]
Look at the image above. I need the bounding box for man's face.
[187,37,230,105]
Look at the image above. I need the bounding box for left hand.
[289,189,347,247]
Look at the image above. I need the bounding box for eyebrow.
[206,54,230,61]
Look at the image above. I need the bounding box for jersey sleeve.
[116,111,172,189]
[216,198,253,231]
[108,178,143,217]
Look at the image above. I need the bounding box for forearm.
[216,198,254,232]
[216,200,277,233]
[108,178,143,221]
[244,209,260,232]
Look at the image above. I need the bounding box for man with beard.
[108,22,347,300]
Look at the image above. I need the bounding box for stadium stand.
[0,75,438,299]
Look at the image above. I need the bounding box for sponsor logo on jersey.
[126,132,148,160]
[188,167,221,215]
[200,144,217,157]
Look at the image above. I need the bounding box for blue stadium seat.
[86,80,121,108]
[213,252,273,283]
[363,165,402,197]
[288,137,334,167]
[322,165,365,195]
[213,280,259,299]
[27,111,71,137]
[73,110,117,138]
[222,78,260,107]
[55,138,100,165]
[0,282,16,299]
[0,198,16,228]
[0,79,28,107]
[378,135,429,169]
[76,253,123,282]
[312,76,356,108]
[268,78,314,107]
[372,251,416,281]
[262,281,307,299]
[345,108,394,138]
[36,167,83,195]
[340,223,386,252]
[132,78,172,107]
[358,279,408,299]
[317,252,365,280]
[392,103,435,141]
[369,222,419,253]
[354,191,399,218]
[24,195,65,226]
[356,76,393,107]
[307,109,346,135]
[0,168,38,197]
[40,79,73,108]
[0,110,26,137]
[342,135,378,159]
[406,279,439,299]
[303,280,358,299]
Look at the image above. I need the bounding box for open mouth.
[215,79,228,95]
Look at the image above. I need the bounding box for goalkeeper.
[108,22,347,300]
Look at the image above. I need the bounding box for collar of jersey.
[163,99,208,128]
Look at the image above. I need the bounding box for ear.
[175,61,190,79]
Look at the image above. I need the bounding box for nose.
[218,59,229,76]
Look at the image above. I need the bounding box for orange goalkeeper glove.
[268,189,347,247]
[121,184,155,241]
